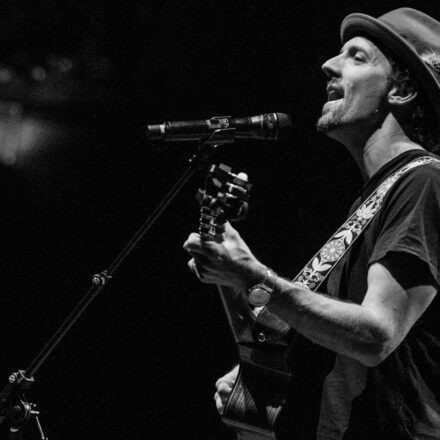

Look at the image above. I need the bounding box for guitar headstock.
[198,163,252,240]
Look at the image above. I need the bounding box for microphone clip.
[189,127,236,171]
[209,116,232,130]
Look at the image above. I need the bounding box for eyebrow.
[339,44,372,57]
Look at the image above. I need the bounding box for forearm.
[257,275,391,366]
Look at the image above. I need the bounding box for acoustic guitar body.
[222,366,285,440]
[217,286,335,440]
[216,284,292,440]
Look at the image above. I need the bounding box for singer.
[184,7,440,440]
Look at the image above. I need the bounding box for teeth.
[327,90,341,101]
[327,86,344,101]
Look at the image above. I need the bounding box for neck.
[329,114,425,180]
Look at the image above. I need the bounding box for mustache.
[326,80,344,94]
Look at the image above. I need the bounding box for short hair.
[388,52,440,154]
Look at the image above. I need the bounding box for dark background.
[0,0,438,439]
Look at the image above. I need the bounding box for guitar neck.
[196,164,294,439]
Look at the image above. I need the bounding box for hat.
[341,8,440,121]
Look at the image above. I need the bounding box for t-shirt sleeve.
[369,164,440,287]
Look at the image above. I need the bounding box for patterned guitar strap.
[252,155,440,344]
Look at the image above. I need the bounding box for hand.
[183,222,266,291]
[214,365,239,415]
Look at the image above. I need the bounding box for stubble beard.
[316,102,344,133]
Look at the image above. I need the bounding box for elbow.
[358,346,391,367]
[356,327,396,368]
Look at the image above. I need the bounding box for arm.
[268,258,436,366]
[184,224,437,367]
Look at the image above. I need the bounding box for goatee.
[317,105,343,133]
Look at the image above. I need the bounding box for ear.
[387,81,418,106]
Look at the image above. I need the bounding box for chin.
[317,113,341,133]
[317,100,344,132]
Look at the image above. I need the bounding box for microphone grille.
[274,112,293,129]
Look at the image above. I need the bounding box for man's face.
[317,36,393,136]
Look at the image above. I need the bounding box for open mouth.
[327,86,344,102]
[322,86,344,114]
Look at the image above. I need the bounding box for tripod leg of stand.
[8,414,47,440]
[34,415,48,440]
[9,427,23,440]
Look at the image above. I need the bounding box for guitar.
[197,164,335,440]
[198,164,293,439]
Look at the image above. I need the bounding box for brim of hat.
[341,13,440,121]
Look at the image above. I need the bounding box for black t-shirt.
[317,150,440,440]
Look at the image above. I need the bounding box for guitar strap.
[252,155,440,343]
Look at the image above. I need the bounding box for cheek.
[347,77,389,111]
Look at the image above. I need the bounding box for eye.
[352,50,367,63]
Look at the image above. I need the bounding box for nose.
[321,54,341,79]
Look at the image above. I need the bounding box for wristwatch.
[247,269,277,307]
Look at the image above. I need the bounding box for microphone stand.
[0,128,236,439]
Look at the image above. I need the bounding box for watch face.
[248,286,270,307]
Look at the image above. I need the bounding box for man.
[184,8,440,440]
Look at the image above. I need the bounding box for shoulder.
[375,155,440,225]
[402,153,440,177]
[409,157,440,178]
[388,156,440,198]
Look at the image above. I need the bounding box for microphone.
[146,113,292,142]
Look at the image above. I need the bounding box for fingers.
[215,365,239,388]
[183,232,213,257]
[183,232,200,255]
[214,382,233,415]
[223,221,238,237]
[184,232,220,283]
[187,258,204,280]
[214,391,224,415]
[217,381,233,396]
[188,258,220,284]
[214,366,239,415]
